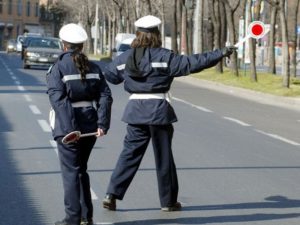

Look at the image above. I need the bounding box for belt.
[71,101,93,108]
[129,93,171,102]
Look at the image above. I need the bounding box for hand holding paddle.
[62,131,98,144]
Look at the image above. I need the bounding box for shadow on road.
[0,107,48,225]
[112,212,300,224]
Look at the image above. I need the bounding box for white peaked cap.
[59,23,88,44]
[134,15,161,29]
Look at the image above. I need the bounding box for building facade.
[0,0,40,50]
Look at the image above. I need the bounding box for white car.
[111,37,135,60]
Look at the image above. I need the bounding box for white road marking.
[223,116,251,126]
[23,94,32,102]
[15,80,20,85]
[29,105,42,114]
[90,188,98,200]
[17,85,25,91]
[256,129,300,146]
[172,96,213,112]
[11,76,17,80]
[37,119,51,132]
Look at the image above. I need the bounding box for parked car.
[6,39,17,53]
[111,37,134,60]
[23,37,63,69]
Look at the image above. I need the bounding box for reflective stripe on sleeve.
[62,73,100,82]
[151,62,168,68]
[117,64,126,70]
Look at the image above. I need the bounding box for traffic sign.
[234,21,268,47]
[248,21,265,39]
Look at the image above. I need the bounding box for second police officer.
[46,23,113,225]
[102,15,236,211]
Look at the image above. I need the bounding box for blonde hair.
[131,30,162,48]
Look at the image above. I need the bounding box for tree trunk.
[199,0,204,53]
[248,0,262,82]
[145,0,152,14]
[268,2,277,74]
[287,0,300,77]
[178,0,182,52]
[209,0,222,73]
[223,1,239,76]
[279,0,290,87]
[171,0,178,53]
[180,0,188,55]
[161,1,166,48]
[187,6,194,55]
[193,0,203,53]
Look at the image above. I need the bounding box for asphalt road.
[0,52,300,225]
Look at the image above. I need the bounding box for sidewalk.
[176,76,300,112]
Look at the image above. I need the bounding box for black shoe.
[161,202,182,212]
[81,218,93,225]
[55,220,69,225]
[102,194,116,211]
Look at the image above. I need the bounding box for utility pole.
[94,1,99,55]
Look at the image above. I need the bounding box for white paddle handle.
[234,34,251,47]
[80,132,98,137]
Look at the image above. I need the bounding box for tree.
[287,0,300,77]
[247,0,262,82]
[221,0,241,76]
[208,0,223,73]
[279,0,290,87]
[266,0,278,74]
[180,0,188,55]
[171,0,179,53]
[57,0,99,54]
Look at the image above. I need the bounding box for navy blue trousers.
[57,136,96,225]
[107,124,179,207]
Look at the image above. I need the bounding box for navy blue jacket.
[47,50,113,139]
[103,47,223,125]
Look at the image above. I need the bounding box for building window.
[0,0,3,14]
[17,0,22,16]
[8,0,12,15]
[35,2,39,17]
[26,1,30,16]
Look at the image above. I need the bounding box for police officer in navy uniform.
[102,15,235,211]
[46,23,113,225]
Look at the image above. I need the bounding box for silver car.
[23,37,63,69]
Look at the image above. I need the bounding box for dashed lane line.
[172,96,299,147]
[256,129,300,146]
[17,85,25,91]
[24,94,32,102]
[173,96,213,113]
[223,116,251,127]
[37,119,51,132]
[29,105,42,115]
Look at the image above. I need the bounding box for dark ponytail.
[63,41,89,81]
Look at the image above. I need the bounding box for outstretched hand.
[96,128,105,137]
[222,46,237,57]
